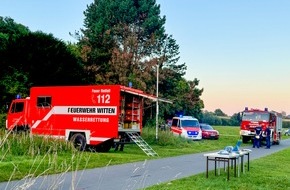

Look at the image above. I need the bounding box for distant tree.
[78,0,204,122]
[281,111,286,118]
[201,110,240,126]
[214,108,227,117]
[0,16,29,51]
[0,17,31,108]
[0,19,87,107]
[200,111,214,124]
[2,32,86,86]
[173,78,204,119]
[230,113,240,126]
[79,0,186,90]
[201,111,222,125]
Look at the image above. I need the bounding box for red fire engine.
[6,85,156,152]
[239,107,282,144]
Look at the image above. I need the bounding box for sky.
[1,0,290,116]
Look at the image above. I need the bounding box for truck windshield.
[10,102,24,113]
[181,120,199,127]
[242,112,269,122]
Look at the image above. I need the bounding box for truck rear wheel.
[71,133,86,151]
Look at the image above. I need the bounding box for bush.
[283,120,290,129]
[0,113,6,129]
[142,127,195,147]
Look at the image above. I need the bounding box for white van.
[170,116,202,140]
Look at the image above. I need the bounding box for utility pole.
[156,63,159,141]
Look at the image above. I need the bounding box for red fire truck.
[239,107,282,145]
[6,85,156,152]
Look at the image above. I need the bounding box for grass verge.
[145,147,290,190]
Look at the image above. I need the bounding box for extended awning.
[120,86,172,104]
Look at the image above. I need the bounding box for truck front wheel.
[71,133,86,151]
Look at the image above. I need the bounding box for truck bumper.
[240,130,255,136]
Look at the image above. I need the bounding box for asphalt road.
[1,138,290,190]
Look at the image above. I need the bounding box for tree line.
[0,0,204,125]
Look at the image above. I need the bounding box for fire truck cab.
[6,85,156,152]
[240,107,282,145]
[170,116,202,140]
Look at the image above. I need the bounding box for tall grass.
[0,130,89,184]
[0,131,73,158]
[0,113,6,130]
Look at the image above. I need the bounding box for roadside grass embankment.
[146,146,290,190]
